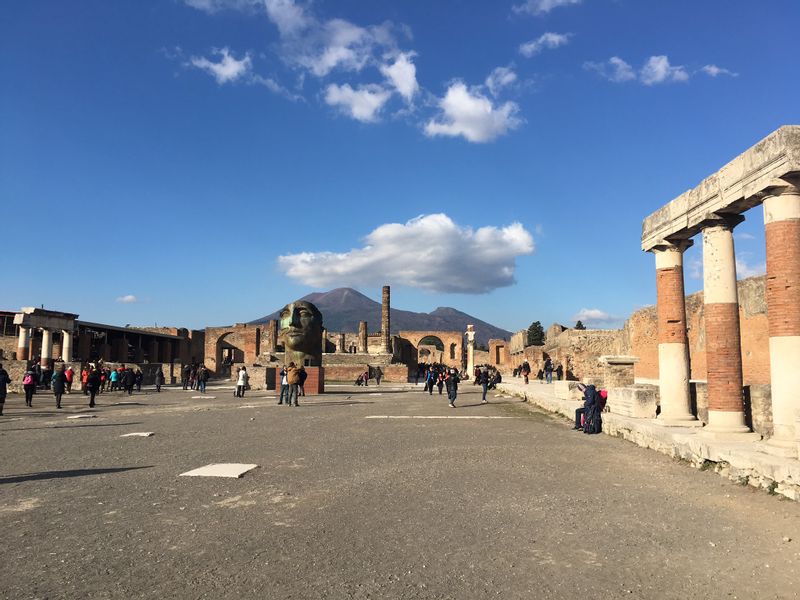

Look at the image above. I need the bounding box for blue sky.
[1,0,798,333]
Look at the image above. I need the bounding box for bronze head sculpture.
[279,300,323,366]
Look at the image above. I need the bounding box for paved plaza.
[1,383,799,599]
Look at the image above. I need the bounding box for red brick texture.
[765,219,800,337]
[656,266,688,344]
[705,302,744,412]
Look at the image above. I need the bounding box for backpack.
[23,374,33,385]
[583,389,603,434]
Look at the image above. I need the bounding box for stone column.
[321,328,328,353]
[652,241,699,426]
[381,285,391,353]
[149,339,160,363]
[702,216,751,436]
[268,320,278,352]
[763,183,800,454]
[17,326,30,361]
[62,329,73,362]
[465,325,475,377]
[337,333,346,353]
[41,329,53,368]
[358,321,368,353]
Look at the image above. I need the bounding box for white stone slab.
[238,405,258,409]
[67,414,96,419]
[120,432,155,437]
[113,401,139,406]
[179,463,259,478]
[368,393,383,396]
[191,396,216,399]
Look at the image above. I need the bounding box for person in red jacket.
[64,366,74,394]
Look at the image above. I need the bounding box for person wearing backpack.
[86,367,101,408]
[479,368,490,403]
[52,367,67,409]
[285,363,300,406]
[0,363,11,415]
[445,368,460,408]
[154,368,165,392]
[22,369,37,407]
[298,366,308,396]
[544,357,554,384]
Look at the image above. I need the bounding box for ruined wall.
[624,276,770,385]
[0,336,17,360]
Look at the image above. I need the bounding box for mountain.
[251,288,511,346]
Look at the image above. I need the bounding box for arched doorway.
[417,335,445,364]
[215,332,245,378]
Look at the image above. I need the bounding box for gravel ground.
[1,383,799,599]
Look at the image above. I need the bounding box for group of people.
[573,383,608,434]
[421,364,462,407]
[512,357,564,384]
[182,363,210,392]
[277,363,307,406]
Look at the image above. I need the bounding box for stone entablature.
[642,125,800,252]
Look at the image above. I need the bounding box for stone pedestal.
[608,385,659,419]
[598,355,638,388]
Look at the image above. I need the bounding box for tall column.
[62,329,73,362]
[268,319,278,352]
[763,183,800,454]
[381,285,391,353]
[465,325,475,377]
[701,216,751,436]
[652,240,699,426]
[337,333,346,353]
[17,326,30,360]
[358,321,368,353]
[149,339,160,363]
[41,329,53,368]
[321,328,328,353]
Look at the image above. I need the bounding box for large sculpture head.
[279,300,323,366]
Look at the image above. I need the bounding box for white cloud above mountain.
[278,214,535,293]
[189,48,252,84]
[572,307,620,328]
[584,55,689,85]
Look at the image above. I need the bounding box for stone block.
[179,464,259,478]
[608,385,659,419]
[554,380,584,400]
[598,355,639,388]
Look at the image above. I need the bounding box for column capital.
[650,238,694,254]
[700,212,745,232]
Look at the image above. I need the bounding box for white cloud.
[701,64,738,78]
[183,0,259,13]
[736,256,766,279]
[585,55,688,85]
[735,232,756,241]
[519,32,571,58]
[583,56,636,83]
[485,66,517,97]
[425,82,522,143]
[380,52,419,101]
[116,295,139,304]
[264,0,310,36]
[640,55,689,86]
[513,0,581,16]
[277,214,534,293]
[688,256,703,280]
[572,308,620,328]
[325,83,391,122]
[189,47,252,84]
[250,74,305,101]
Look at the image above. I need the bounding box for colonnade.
[650,182,800,454]
[16,327,74,366]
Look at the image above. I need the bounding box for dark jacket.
[155,370,165,385]
[123,370,136,386]
[87,371,101,390]
[51,371,67,394]
[0,368,10,396]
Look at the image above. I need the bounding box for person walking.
[122,367,135,396]
[236,366,249,398]
[134,369,143,392]
[197,365,208,393]
[544,357,554,384]
[154,368,165,392]
[22,368,36,407]
[286,362,300,407]
[445,368,460,408]
[436,370,444,395]
[521,360,531,385]
[278,366,289,405]
[51,367,67,409]
[182,364,191,390]
[479,368,489,403]
[109,367,119,392]
[81,366,90,394]
[298,365,307,397]
[86,367,101,408]
[0,363,11,416]
[425,367,436,395]
[64,365,74,393]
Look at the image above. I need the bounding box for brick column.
[358,321,368,353]
[763,183,800,454]
[702,216,751,436]
[381,286,391,353]
[17,326,30,361]
[41,329,53,368]
[652,241,699,426]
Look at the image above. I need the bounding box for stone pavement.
[1,382,799,599]
[498,378,800,501]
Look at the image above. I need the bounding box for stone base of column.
[652,414,703,428]
[17,347,28,361]
[700,410,759,441]
[756,438,798,458]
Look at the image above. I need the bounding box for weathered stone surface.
[608,385,659,419]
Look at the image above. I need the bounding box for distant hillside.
[251,288,511,346]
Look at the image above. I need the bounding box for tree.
[574,320,586,330]
[527,321,545,346]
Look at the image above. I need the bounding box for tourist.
[190,364,198,390]
[81,366,89,394]
[154,368,165,392]
[86,367,101,407]
[436,370,444,395]
[0,363,11,415]
[122,366,135,395]
[537,368,544,383]
[479,368,489,403]
[286,362,300,406]
[134,369,143,392]
[236,366,249,398]
[374,366,382,386]
[573,383,588,430]
[22,368,36,407]
[445,367,460,408]
[278,366,289,404]
[64,365,74,393]
[182,364,191,390]
[197,365,209,393]
[100,367,109,393]
[51,367,67,409]
[109,367,119,392]
[556,363,564,381]
[544,357,554,384]
[298,365,307,396]
[425,367,436,395]
[521,360,531,384]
